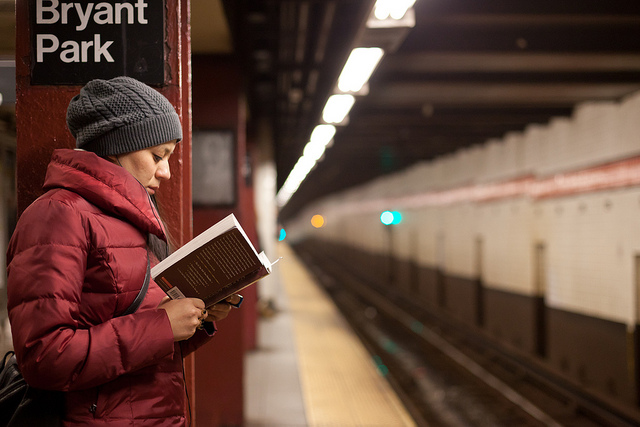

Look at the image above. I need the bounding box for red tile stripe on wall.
[339,155,640,215]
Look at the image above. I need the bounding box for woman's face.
[114,140,178,195]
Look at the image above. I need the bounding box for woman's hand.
[157,297,207,341]
[205,294,243,322]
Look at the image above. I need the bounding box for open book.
[151,214,275,308]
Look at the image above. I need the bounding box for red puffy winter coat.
[7,149,213,426]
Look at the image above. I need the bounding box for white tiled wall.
[535,190,640,323]
[479,199,535,296]
[288,90,640,325]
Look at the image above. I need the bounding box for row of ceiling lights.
[276,0,417,208]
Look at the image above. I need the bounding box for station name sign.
[30,0,165,85]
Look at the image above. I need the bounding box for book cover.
[151,214,273,307]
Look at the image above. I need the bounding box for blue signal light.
[380,211,394,225]
[380,210,402,225]
[391,211,402,224]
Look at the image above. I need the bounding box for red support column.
[15,0,77,212]
[191,55,258,426]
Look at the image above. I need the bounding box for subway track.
[292,244,640,427]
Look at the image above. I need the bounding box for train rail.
[293,243,640,427]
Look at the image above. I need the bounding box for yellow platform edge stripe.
[279,242,417,427]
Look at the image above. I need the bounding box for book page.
[154,228,261,300]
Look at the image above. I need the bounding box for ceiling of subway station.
[221,0,640,221]
[2,1,640,222]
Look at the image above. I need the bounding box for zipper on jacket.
[90,386,100,416]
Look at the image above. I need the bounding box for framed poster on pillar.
[192,130,236,206]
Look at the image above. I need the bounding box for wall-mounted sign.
[30,0,165,85]
[192,131,236,207]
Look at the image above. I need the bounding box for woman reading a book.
[6,76,241,426]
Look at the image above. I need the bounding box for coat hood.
[43,148,166,239]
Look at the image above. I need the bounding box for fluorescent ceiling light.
[374,0,416,20]
[310,124,336,146]
[276,125,337,208]
[303,141,326,162]
[278,41,390,208]
[276,185,295,207]
[323,94,355,124]
[337,47,384,93]
[293,156,315,177]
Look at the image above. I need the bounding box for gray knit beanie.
[67,76,183,156]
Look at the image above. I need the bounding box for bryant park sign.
[30,0,165,85]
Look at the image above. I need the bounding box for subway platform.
[244,242,416,427]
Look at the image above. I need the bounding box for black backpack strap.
[119,250,150,317]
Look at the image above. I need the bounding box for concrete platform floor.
[244,243,416,427]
